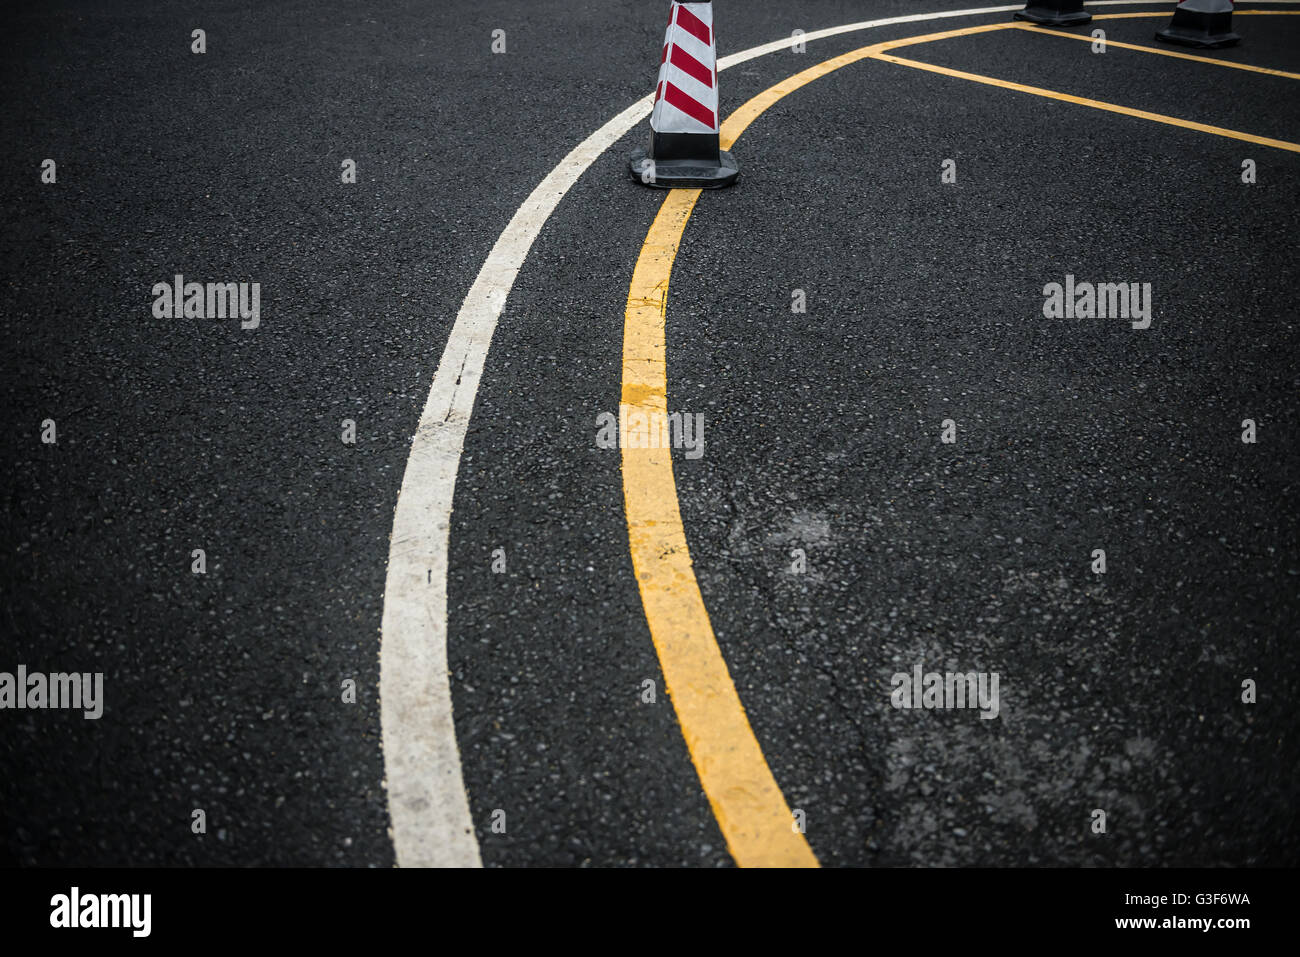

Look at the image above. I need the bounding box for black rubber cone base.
[1155,3,1240,49]
[629,148,739,189]
[1013,2,1091,27]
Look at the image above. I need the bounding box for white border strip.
[379,0,1299,868]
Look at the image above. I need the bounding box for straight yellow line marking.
[622,9,1299,869]
[1014,22,1300,80]
[869,50,1300,152]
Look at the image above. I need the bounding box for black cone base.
[629,148,739,189]
[1155,2,1240,49]
[1013,2,1091,27]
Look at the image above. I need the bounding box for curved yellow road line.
[619,28,983,870]
[621,11,1299,869]
[623,190,815,867]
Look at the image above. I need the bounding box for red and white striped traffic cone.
[1155,0,1240,48]
[630,1,739,189]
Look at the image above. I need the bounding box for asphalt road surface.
[2,0,1297,867]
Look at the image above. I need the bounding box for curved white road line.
[379,0,1294,868]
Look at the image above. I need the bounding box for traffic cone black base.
[630,131,739,189]
[1013,1,1091,27]
[629,149,740,189]
[1155,0,1240,49]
